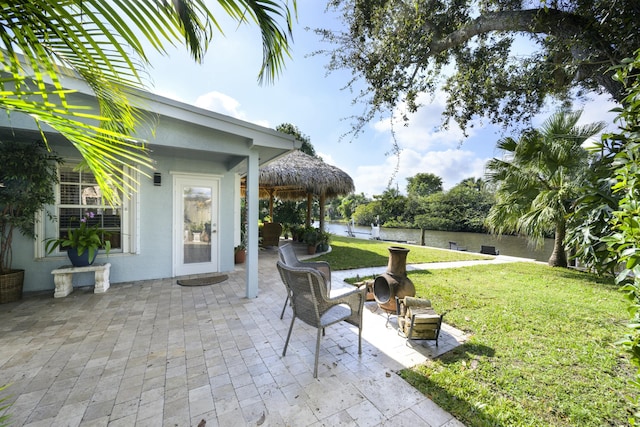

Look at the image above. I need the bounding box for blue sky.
[145,3,619,197]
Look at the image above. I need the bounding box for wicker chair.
[278,243,331,319]
[276,261,366,378]
[260,222,282,247]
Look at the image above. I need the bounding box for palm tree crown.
[485,110,606,267]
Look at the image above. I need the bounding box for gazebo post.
[306,193,312,228]
[268,188,275,221]
[319,192,326,231]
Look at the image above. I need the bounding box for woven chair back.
[277,261,331,327]
[278,243,302,267]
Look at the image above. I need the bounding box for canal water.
[322,221,554,263]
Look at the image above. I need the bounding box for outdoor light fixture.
[153,172,161,186]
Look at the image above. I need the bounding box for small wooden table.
[51,263,111,298]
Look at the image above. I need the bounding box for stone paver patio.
[0,244,484,426]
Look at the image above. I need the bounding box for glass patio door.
[173,174,219,276]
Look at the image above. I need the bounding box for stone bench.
[51,263,111,298]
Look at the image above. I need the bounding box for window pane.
[59,208,82,229]
[81,185,102,206]
[102,209,121,229]
[59,169,79,183]
[60,184,80,204]
[83,171,98,184]
[52,163,125,253]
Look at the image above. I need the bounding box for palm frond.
[0,0,296,204]
[218,0,295,84]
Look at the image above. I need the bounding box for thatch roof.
[258,150,354,199]
[241,150,355,199]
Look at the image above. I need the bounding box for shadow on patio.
[0,243,466,426]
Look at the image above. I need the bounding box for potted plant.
[291,225,304,242]
[317,230,332,253]
[234,226,247,264]
[282,223,291,240]
[303,227,319,254]
[234,243,246,264]
[0,140,62,303]
[45,211,111,267]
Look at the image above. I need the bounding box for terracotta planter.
[307,245,317,255]
[0,269,24,304]
[234,249,246,264]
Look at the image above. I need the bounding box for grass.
[311,235,491,270]
[405,264,631,426]
[312,238,633,426]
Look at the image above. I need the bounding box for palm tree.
[485,110,606,267]
[0,0,295,203]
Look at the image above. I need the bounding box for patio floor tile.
[0,243,473,426]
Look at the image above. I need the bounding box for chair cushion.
[320,304,351,328]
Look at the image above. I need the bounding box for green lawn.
[311,237,633,426]
[312,235,491,270]
[405,263,631,426]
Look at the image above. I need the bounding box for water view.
[322,221,554,263]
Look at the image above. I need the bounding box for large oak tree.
[317,0,638,135]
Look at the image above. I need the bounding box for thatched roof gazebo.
[256,150,355,231]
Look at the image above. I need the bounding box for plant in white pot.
[0,140,62,303]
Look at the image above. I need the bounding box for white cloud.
[346,91,491,197]
[372,91,473,152]
[194,91,271,128]
[399,148,489,190]
[349,147,490,197]
[195,91,246,119]
[317,152,335,164]
[579,94,618,127]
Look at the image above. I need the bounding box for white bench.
[51,263,111,298]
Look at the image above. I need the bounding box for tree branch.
[430,9,591,55]
[427,8,623,100]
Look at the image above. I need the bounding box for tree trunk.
[548,219,568,267]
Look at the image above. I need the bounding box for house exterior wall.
[13,140,238,293]
[0,83,297,297]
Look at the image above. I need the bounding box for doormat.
[177,274,228,287]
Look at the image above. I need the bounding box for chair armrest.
[326,285,366,327]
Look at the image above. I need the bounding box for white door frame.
[172,173,221,276]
